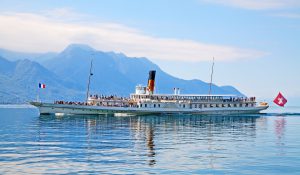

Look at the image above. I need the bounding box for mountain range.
[0,44,243,103]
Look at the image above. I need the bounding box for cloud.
[200,0,300,10]
[42,8,89,21]
[0,10,266,62]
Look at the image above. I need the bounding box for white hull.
[30,102,268,116]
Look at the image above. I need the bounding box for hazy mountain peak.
[106,51,127,58]
[63,43,95,53]
[0,56,14,74]
[0,55,10,63]
[16,58,36,67]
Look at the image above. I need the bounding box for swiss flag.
[273,92,287,107]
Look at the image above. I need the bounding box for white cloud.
[0,10,266,62]
[42,8,89,21]
[200,0,300,10]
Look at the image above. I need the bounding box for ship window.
[183,104,185,108]
[154,104,156,108]
[245,103,248,107]
[145,104,147,107]
[204,104,207,108]
[251,103,254,107]
[158,104,160,107]
[239,104,242,107]
[234,104,237,107]
[194,104,197,108]
[228,104,231,107]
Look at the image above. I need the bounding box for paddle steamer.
[30,70,269,115]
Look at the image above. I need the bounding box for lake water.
[0,105,299,174]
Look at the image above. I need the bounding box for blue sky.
[0,0,299,104]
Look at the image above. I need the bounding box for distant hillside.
[0,56,83,103]
[0,44,244,103]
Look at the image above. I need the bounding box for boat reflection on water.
[146,124,155,166]
[37,114,266,168]
[274,115,286,156]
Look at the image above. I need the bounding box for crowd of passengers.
[54,101,88,105]
[54,100,133,107]
[224,97,256,102]
[54,94,130,106]
[89,94,129,101]
[54,95,256,105]
[86,94,256,103]
[134,95,256,102]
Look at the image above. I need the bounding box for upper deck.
[131,84,255,103]
[130,93,256,103]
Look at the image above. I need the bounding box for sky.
[0,0,299,104]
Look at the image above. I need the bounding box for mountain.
[44,44,159,95]
[44,44,243,96]
[0,44,244,103]
[0,56,83,103]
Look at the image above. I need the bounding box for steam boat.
[30,70,269,115]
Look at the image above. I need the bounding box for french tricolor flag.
[39,83,46,89]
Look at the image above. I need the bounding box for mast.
[86,59,93,103]
[208,57,215,95]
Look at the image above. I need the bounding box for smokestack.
[147,70,156,95]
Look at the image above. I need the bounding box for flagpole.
[37,83,40,102]
[86,56,94,103]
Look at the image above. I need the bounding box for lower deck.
[30,102,269,115]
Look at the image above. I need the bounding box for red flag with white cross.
[273,92,287,107]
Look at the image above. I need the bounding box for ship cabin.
[130,85,257,109]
